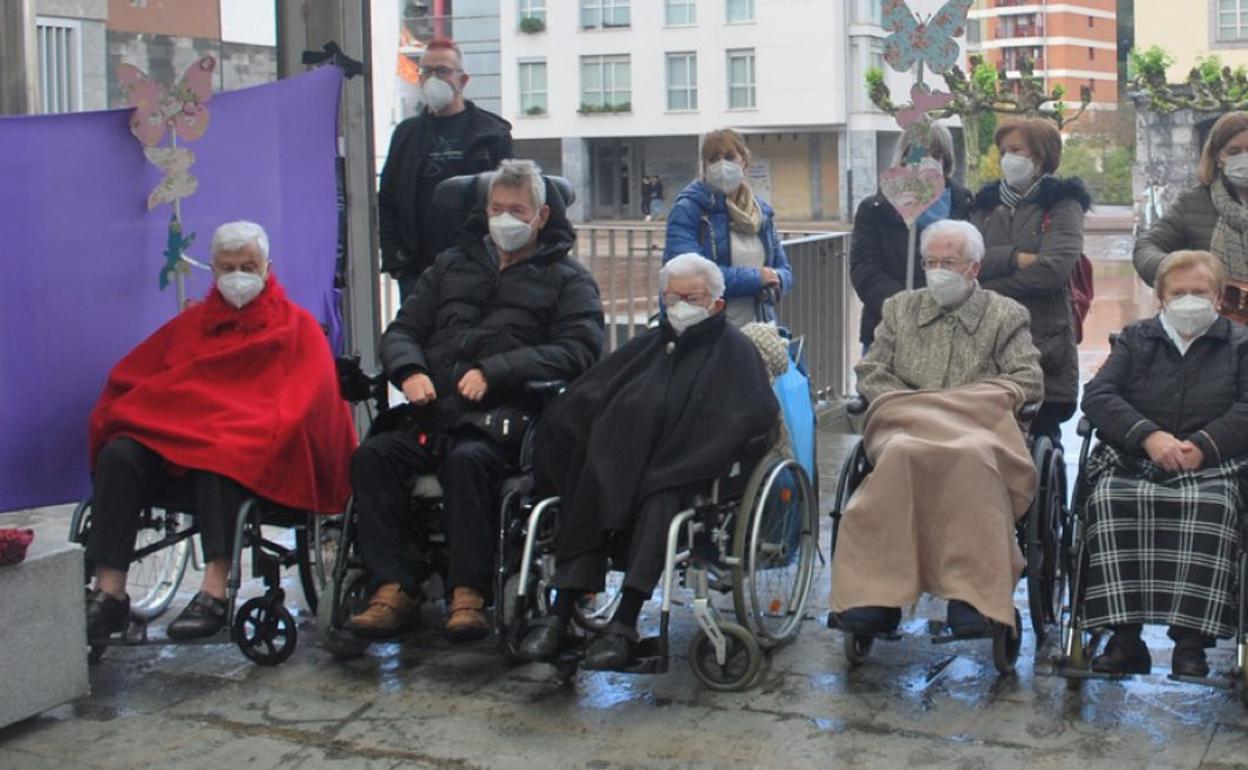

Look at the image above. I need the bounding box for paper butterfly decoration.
[879,158,947,228]
[117,56,215,147]
[143,147,197,210]
[882,0,973,75]
[896,84,956,129]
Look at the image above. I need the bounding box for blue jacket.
[663,180,793,320]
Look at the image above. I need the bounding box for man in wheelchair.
[347,159,605,641]
[516,253,780,669]
[830,220,1044,638]
[1079,250,1248,678]
[85,221,357,642]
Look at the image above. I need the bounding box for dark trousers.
[1031,400,1077,445]
[1114,623,1216,649]
[554,489,684,597]
[351,428,511,598]
[85,437,248,571]
[397,271,421,302]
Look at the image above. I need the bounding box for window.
[726,0,754,23]
[966,19,981,45]
[36,17,81,114]
[666,0,696,25]
[1219,0,1248,41]
[1088,47,1095,60]
[870,41,885,74]
[1087,15,1094,28]
[666,52,698,110]
[856,0,883,24]
[580,54,631,111]
[581,0,630,29]
[727,48,755,109]
[519,0,546,23]
[519,60,547,115]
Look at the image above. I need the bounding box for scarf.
[725,183,763,234]
[998,175,1043,210]
[917,186,952,229]
[1210,178,1248,282]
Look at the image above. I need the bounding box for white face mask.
[706,160,745,195]
[489,212,538,253]
[925,268,974,308]
[1164,294,1218,338]
[1224,154,1248,188]
[422,76,456,113]
[1000,152,1037,189]
[217,270,266,309]
[666,300,711,335]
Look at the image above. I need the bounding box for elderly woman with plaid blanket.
[1082,249,1248,678]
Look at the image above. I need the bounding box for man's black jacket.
[377,100,513,278]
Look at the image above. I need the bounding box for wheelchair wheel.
[991,609,1023,675]
[235,595,298,666]
[843,633,874,666]
[689,621,763,691]
[125,507,192,621]
[1026,438,1066,646]
[317,568,372,660]
[732,454,818,648]
[572,568,625,633]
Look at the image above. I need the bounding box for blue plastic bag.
[773,355,815,481]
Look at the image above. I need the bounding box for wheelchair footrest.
[1168,673,1236,690]
[1056,665,1128,681]
[94,624,232,648]
[931,628,995,645]
[613,655,668,675]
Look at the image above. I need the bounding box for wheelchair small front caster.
[689,621,763,692]
[844,633,874,666]
[235,596,298,666]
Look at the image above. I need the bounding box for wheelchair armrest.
[846,395,868,416]
[1076,416,1093,438]
[523,379,567,396]
[1019,402,1041,421]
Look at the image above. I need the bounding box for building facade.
[489,0,944,222]
[969,0,1118,114]
[1135,0,1248,75]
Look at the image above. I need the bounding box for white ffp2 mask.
[925,268,974,308]
[666,301,711,335]
[1001,152,1037,189]
[422,77,455,113]
[217,271,265,309]
[1164,294,1218,338]
[489,212,537,253]
[706,160,745,195]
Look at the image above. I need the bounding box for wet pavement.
[6,228,1248,769]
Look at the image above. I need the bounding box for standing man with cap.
[379,37,514,299]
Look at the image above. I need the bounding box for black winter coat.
[1081,316,1248,467]
[850,181,974,345]
[379,203,605,430]
[377,101,513,278]
[536,312,778,561]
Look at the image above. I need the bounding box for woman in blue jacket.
[664,128,793,325]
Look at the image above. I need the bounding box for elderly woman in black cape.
[517,253,780,669]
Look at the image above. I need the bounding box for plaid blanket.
[1082,443,1246,638]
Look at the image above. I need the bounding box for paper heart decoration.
[879,158,946,227]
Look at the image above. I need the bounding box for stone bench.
[0,514,88,728]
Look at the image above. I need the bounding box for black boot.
[517,617,571,663]
[86,590,130,642]
[1091,628,1152,675]
[582,621,640,670]
[946,600,991,638]
[834,606,901,636]
[167,592,229,640]
[1171,639,1211,678]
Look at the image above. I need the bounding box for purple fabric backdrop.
[0,66,343,512]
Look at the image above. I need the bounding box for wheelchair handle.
[1018,402,1041,421]
[523,379,567,397]
[845,395,868,416]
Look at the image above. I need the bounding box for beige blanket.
[830,380,1036,630]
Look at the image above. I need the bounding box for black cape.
[535,312,779,561]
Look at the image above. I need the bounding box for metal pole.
[0,0,39,115]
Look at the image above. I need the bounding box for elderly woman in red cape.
[84,221,357,642]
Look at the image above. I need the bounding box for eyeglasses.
[663,291,711,306]
[921,258,969,271]
[419,65,463,79]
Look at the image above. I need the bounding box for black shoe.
[582,622,640,670]
[946,600,991,638]
[86,590,130,642]
[1091,631,1152,675]
[834,606,901,636]
[167,591,229,640]
[1171,641,1210,678]
[517,617,569,663]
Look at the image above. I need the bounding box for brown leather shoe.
[445,587,490,642]
[346,583,421,638]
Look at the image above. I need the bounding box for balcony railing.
[997,25,1043,38]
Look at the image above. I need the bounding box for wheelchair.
[827,396,1067,675]
[69,482,329,666]
[1055,416,1248,706]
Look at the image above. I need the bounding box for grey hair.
[659,253,726,300]
[919,219,985,264]
[211,220,270,260]
[893,121,956,177]
[490,158,546,210]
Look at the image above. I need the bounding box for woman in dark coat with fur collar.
[972,118,1092,439]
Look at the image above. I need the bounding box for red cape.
[89,276,357,513]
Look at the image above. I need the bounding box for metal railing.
[567,226,854,401]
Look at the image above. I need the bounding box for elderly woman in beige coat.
[832,219,1044,638]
